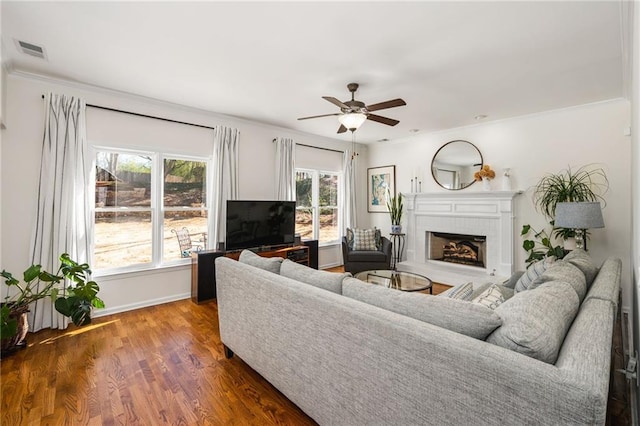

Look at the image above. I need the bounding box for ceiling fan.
[298,83,406,133]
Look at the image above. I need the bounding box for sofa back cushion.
[238,249,283,274]
[486,281,580,364]
[563,249,599,288]
[342,278,502,340]
[280,259,349,294]
[529,260,587,302]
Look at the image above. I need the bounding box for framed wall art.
[367,165,395,213]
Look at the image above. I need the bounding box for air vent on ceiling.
[15,39,47,60]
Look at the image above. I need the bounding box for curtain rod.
[272,138,344,154]
[41,95,216,131]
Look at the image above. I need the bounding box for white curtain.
[274,137,296,201]
[341,150,357,231]
[29,93,91,332]
[211,126,240,247]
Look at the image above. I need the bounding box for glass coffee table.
[354,269,433,293]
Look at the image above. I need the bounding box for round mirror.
[431,140,483,190]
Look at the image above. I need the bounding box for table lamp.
[554,202,604,250]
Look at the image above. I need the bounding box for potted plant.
[387,191,404,234]
[1,253,104,355]
[474,165,496,190]
[522,164,608,262]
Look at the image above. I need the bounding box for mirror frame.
[431,140,483,191]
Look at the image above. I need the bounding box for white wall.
[367,99,632,311]
[631,0,640,417]
[1,71,355,316]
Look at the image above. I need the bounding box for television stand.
[191,243,316,304]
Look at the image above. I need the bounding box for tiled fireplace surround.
[397,191,522,286]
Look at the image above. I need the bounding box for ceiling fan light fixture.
[338,112,367,131]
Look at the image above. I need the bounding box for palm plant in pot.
[522,164,608,264]
[1,253,104,355]
[387,191,404,234]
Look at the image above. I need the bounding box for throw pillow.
[486,281,580,364]
[563,249,599,288]
[342,278,502,340]
[514,256,556,293]
[374,227,383,250]
[280,259,349,294]
[444,281,474,301]
[353,228,378,251]
[472,284,505,310]
[238,249,283,274]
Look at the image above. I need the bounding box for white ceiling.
[0,1,628,144]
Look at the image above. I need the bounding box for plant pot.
[391,225,402,234]
[1,305,29,357]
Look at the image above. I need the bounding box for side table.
[389,233,406,270]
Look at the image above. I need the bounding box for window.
[94,149,209,272]
[295,169,340,245]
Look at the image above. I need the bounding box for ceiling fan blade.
[366,98,406,112]
[367,114,400,127]
[298,113,340,120]
[323,96,349,109]
[337,124,348,134]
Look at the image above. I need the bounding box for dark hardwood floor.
[1,266,631,425]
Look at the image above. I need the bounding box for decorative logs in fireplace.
[429,232,486,268]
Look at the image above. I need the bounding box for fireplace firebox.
[427,232,487,268]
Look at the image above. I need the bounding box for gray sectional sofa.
[216,249,621,425]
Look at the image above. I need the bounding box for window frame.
[295,167,342,246]
[92,146,211,276]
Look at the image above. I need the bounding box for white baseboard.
[92,292,191,317]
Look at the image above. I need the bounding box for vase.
[482,177,491,191]
[391,225,402,234]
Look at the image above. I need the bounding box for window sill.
[94,260,191,280]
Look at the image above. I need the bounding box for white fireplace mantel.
[398,191,522,285]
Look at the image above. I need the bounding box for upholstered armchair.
[341,236,393,274]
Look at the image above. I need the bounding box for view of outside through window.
[163,158,208,262]
[295,170,339,244]
[94,151,208,271]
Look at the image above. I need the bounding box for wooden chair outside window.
[171,227,206,257]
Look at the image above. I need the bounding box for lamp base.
[574,229,585,250]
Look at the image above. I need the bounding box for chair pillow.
[343,278,502,340]
[238,249,283,274]
[563,249,599,288]
[280,259,349,294]
[514,256,556,293]
[353,228,378,251]
[487,281,580,364]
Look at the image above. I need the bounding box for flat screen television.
[225,200,296,251]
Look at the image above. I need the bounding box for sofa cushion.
[563,249,599,288]
[472,284,505,310]
[280,259,348,294]
[238,249,283,274]
[514,256,556,293]
[347,250,388,262]
[487,281,580,364]
[529,260,587,302]
[502,271,524,289]
[342,277,502,340]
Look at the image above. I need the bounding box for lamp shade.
[554,202,604,229]
[338,113,367,131]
